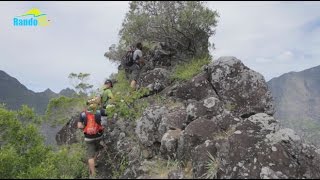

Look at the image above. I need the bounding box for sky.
[1,1,320,93]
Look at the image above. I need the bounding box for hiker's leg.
[86,141,97,177]
[88,158,95,177]
[130,80,136,89]
[130,65,140,90]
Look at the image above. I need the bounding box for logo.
[13,8,50,27]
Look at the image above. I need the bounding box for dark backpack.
[123,47,135,67]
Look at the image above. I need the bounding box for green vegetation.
[142,158,181,178]
[105,1,219,63]
[68,72,93,96]
[45,96,86,126]
[105,70,150,120]
[110,155,129,179]
[17,105,42,125]
[171,56,211,81]
[286,118,320,146]
[225,102,237,112]
[0,106,87,179]
[203,151,219,179]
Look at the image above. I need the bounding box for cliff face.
[57,56,320,179]
[267,65,320,146]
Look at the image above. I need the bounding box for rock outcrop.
[207,56,274,117]
[55,115,79,145]
[138,68,171,95]
[56,56,320,179]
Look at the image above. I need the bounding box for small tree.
[105,1,219,63]
[68,72,93,96]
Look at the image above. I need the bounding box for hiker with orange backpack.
[77,98,104,178]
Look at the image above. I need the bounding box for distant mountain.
[0,70,76,114]
[267,65,320,146]
[59,88,77,97]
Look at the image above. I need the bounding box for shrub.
[45,96,86,126]
[0,106,87,179]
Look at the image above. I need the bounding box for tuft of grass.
[183,161,193,179]
[203,151,219,179]
[171,56,211,81]
[213,126,236,140]
[143,158,181,178]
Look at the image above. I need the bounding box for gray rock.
[207,56,274,117]
[116,137,131,155]
[186,96,224,121]
[260,167,288,179]
[160,129,182,159]
[55,115,79,145]
[191,140,218,178]
[158,107,187,137]
[177,117,222,160]
[135,106,169,147]
[168,169,185,179]
[167,73,218,101]
[266,128,301,145]
[246,113,280,133]
[138,68,171,94]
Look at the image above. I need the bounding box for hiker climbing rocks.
[129,42,145,90]
[77,98,104,178]
[99,79,114,117]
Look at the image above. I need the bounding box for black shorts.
[129,64,141,81]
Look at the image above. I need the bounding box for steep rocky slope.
[57,57,320,179]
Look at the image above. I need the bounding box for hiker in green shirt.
[99,79,114,116]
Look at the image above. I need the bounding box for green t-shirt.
[100,88,114,107]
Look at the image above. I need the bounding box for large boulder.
[138,68,171,94]
[135,106,169,147]
[158,107,188,136]
[55,115,79,145]
[186,96,224,122]
[207,56,274,117]
[160,129,182,159]
[191,140,218,178]
[167,73,218,101]
[211,113,320,179]
[177,117,222,161]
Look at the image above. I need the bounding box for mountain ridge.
[267,64,320,146]
[0,69,76,114]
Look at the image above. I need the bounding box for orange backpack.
[83,111,104,135]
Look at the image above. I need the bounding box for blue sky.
[1,1,320,93]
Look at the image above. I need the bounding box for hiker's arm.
[77,122,84,129]
[77,112,85,129]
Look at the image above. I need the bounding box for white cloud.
[1,1,320,92]
[208,1,320,80]
[0,1,129,92]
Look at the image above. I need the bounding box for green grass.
[203,152,219,179]
[143,158,181,178]
[171,56,211,81]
